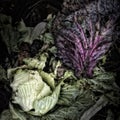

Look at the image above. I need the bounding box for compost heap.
[0,0,120,120]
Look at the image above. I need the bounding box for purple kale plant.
[55,16,114,77]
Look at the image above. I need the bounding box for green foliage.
[0,13,120,120]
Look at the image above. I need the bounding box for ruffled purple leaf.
[56,16,113,77]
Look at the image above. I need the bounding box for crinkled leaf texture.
[10,68,62,116]
[1,67,119,120]
[11,69,52,112]
[58,83,79,106]
[29,82,61,116]
[56,16,113,77]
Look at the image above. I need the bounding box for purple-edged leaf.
[55,16,113,77]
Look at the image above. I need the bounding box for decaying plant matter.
[0,0,120,120]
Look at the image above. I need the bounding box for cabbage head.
[10,68,61,116]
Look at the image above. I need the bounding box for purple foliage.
[56,16,113,77]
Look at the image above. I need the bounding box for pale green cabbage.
[11,69,52,112]
[10,67,63,116]
[23,53,48,70]
[29,82,61,116]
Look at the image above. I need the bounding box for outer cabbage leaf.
[9,103,26,120]
[0,109,13,120]
[39,71,55,90]
[29,82,62,116]
[58,83,79,106]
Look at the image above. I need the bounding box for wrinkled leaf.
[56,15,113,77]
[29,82,61,116]
[11,69,52,111]
[58,83,79,105]
[39,71,55,90]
